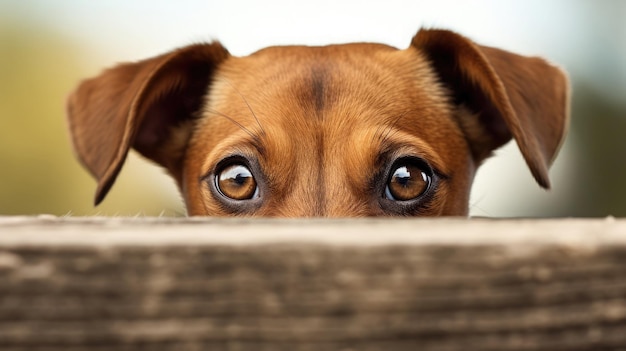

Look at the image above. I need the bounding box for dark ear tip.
[538,177,551,190]
[93,194,104,206]
[530,161,552,190]
[94,178,115,206]
[93,190,105,206]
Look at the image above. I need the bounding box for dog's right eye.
[214,164,259,200]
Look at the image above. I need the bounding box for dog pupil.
[235,173,248,185]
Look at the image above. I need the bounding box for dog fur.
[67,28,569,217]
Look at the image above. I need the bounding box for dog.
[66,28,569,217]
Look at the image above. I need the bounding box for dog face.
[67,29,569,217]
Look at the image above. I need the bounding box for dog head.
[67,29,569,217]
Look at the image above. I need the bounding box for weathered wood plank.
[1,216,625,350]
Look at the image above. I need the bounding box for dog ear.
[67,43,229,205]
[411,29,569,188]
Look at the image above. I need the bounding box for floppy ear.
[67,43,229,205]
[411,29,569,188]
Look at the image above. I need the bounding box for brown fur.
[67,29,569,217]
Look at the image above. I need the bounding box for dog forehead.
[217,43,432,92]
[210,43,447,121]
[199,42,457,162]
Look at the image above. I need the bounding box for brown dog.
[67,28,569,217]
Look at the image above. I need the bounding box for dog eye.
[215,164,259,200]
[385,161,431,201]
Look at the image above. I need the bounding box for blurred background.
[0,0,624,217]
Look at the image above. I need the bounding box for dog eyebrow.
[221,79,266,137]
[377,112,409,145]
[204,108,256,138]
[203,107,267,157]
[373,129,450,180]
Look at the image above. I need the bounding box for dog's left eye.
[384,159,432,202]
[215,164,259,200]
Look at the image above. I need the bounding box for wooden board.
[1,216,626,350]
